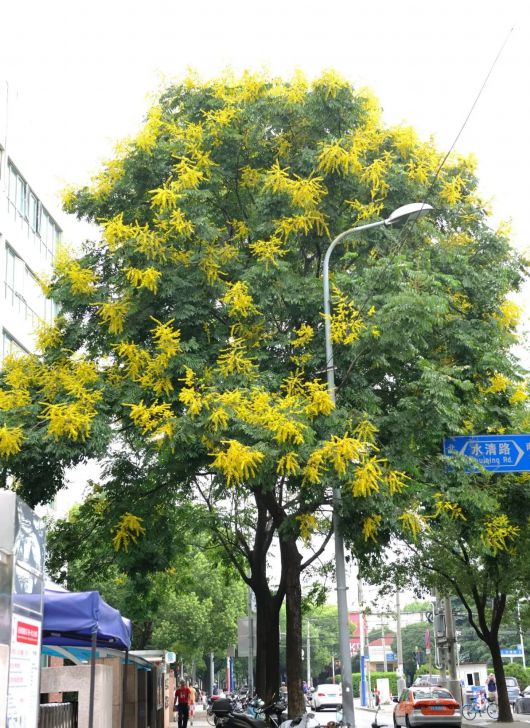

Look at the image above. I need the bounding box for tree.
[47,484,246,671]
[0,69,526,713]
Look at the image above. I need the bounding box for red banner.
[16,621,39,646]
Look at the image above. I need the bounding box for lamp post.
[322,202,432,728]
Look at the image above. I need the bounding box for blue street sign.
[443,434,530,473]
[386,651,395,660]
[501,647,523,656]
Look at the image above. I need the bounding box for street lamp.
[323,202,433,728]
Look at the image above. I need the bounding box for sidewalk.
[170,706,210,728]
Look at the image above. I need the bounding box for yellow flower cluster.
[297,513,318,544]
[0,425,24,457]
[432,494,466,521]
[264,162,327,211]
[124,267,162,293]
[303,434,365,484]
[277,451,300,476]
[125,400,174,439]
[362,514,382,543]
[217,338,256,377]
[291,324,314,349]
[112,512,146,551]
[211,439,264,485]
[249,237,287,267]
[330,286,365,345]
[98,299,129,335]
[399,510,426,540]
[221,281,259,318]
[481,514,519,554]
[352,456,385,497]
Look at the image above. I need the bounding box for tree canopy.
[0,69,527,709]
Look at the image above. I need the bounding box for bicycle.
[462,700,498,720]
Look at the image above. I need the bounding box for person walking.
[174,679,192,728]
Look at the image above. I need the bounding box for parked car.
[505,677,521,705]
[393,686,461,728]
[311,684,342,710]
[522,685,530,697]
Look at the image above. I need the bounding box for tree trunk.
[254,582,281,702]
[489,635,513,722]
[281,537,305,718]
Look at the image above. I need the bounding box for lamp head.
[384,202,433,227]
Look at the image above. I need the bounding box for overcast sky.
[2,0,529,251]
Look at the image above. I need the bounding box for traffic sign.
[443,434,530,473]
[501,647,523,656]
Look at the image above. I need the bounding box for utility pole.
[444,596,461,703]
[306,619,311,688]
[518,601,527,669]
[248,585,254,694]
[210,653,214,693]
[358,575,367,707]
[396,589,406,696]
[332,654,335,683]
[381,614,388,673]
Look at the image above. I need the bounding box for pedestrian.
[487,674,497,703]
[174,679,192,728]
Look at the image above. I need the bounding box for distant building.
[0,86,61,360]
[368,633,397,672]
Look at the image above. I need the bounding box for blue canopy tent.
[40,587,132,728]
[42,588,132,649]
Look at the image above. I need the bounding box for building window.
[6,161,60,260]
[4,244,50,326]
[2,329,28,361]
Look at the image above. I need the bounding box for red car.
[393,686,461,728]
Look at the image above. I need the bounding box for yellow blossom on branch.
[330,286,365,345]
[432,494,466,521]
[125,400,174,434]
[386,470,410,495]
[362,514,382,543]
[98,299,130,335]
[222,281,259,318]
[297,513,318,544]
[217,338,256,377]
[352,456,384,497]
[150,318,182,357]
[0,425,24,457]
[303,380,334,417]
[291,324,314,349]
[481,514,519,554]
[485,372,510,394]
[124,267,162,293]
[112,512,146,552]
[318,141,351,175]
[211,439,264,485]
[399,510,426,540]
[277,451,300,476]
[40,401,96,440]
[66,262,97,295]
[249,237,287,267]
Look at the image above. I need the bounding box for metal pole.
[381,615,388,673]
[358,575,367,706]
[88,630,97,728]
[248,586,254,694]
[307,619,311,688]
[518,602,526,668]
[121,649,129,728]
[210,653,215,694]
[324,220,384,728]
[396,590,406,696]
[332,654,335,683]
[444,596,461,703]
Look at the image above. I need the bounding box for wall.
[41,664,113,728]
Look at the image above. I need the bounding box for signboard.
[501,647,523,656]
[443,434,530,473]
[6,613,41,726]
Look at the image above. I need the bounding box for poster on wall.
[6,613,41,728]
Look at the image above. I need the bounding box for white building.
[0,86,61,360]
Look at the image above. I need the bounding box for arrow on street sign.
[443,434,530,473]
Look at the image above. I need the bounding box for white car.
[311,684,342,710]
